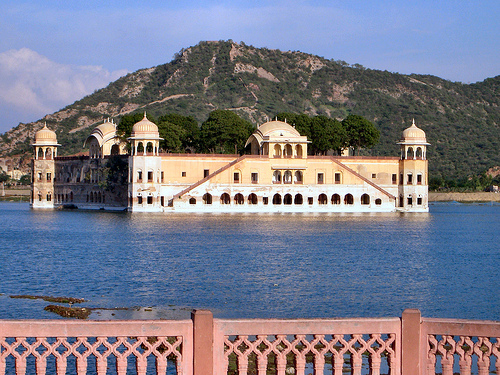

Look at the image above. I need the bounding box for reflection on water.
[0,202,498,321]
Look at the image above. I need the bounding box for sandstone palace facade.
[31,115,429,213]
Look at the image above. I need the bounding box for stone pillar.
[192,309,213,375]
[402,308,422,375]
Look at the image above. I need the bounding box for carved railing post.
[192,309,214,375]
[402,309,422,375]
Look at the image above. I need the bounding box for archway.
[248,193,258,205]
[220,193,230,204]
[273,194,282,205]
[331,194,341,205]
[294,194,303,205]
[273,144,281,158]
[203,193,212,204]
[273,170,281,183]
[344,194,354,205]
[361,194,370,205]
[295,144,303,158]
[284,194,292,205]
[234,193,244,205]
[318,193,328,205]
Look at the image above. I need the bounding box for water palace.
[31,115,429,212]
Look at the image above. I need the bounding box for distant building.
[31,115,429,212]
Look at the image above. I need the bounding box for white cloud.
[0,48,127,132]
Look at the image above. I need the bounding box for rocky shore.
[429,192,500,202]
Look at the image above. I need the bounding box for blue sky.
[0,0,498,133]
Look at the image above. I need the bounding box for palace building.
[31,115,429,212]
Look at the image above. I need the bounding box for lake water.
[0,201,498,321]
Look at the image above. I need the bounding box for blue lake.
[0,202,498,321]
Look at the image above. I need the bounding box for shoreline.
[429,192,500,202]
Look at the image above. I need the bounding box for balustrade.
[0,310,498,375]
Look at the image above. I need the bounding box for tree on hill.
[199,110,255,154]
[157,121,186,153]
[0,170,9,183]
[310,115,347,155]
[157,113,200,151]
[275,112,312,140]
[342,114,380,155]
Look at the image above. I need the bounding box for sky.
[0,0,499,134]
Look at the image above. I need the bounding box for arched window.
[273,170,281,183]
[284,144,292,158]
[146,142,154,154]
[344,194,354,205]
[273,144,282,158]
[361,194,370,205]
[295,144,303,159]
[137,142,144,154]
[111,144,120,155]
[416,147,423,159]
[98,192,102,203]
[248,193,258,205]
[220,193,230,204]
[283,170,292,184]
[37,148,44,159]
[284,194,292,205]
[45,148,52,160]
[294,194,303,205]
[294,171,303,184]
[234,193,244,205]
[203,193,212,205]
[189,197,196,205]
[273,194,282,205]
[375,198,382,205]
[331,194,341,205]
[70,192,73,202]
[406,147,414,159]
[318,194,328,205]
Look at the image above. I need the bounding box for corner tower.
[127,113,163,212]
[397,119,430,212]
[31,123,60,208]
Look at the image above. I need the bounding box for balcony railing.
[0,309,498,375]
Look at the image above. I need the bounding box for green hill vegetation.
[1,40,499,187]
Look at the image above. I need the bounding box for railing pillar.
[192,309,214,375]
[401,308,422,375]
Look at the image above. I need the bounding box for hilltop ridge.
[1,40,499,179]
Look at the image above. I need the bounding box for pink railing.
[213,317,401,375]
[421,317,500,375]
[0,320,193,375]
[1,310,499,375]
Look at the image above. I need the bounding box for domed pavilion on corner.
[31,116,429,212]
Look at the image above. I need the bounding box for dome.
[95,120,116,138]
[130,113,159,138]
[399,119,429,145]
[34,123,58,145]
[84,118,118,147]
[245,119,306,148]
[257,120,301,138]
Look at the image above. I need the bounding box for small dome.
[94,119,116,138]
[131,113,159,137]
[257,120,301,137]
[34,123,58,144]
[399,119,429,145]
[84,118,118,147]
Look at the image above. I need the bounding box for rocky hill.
[1,40,499,180]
